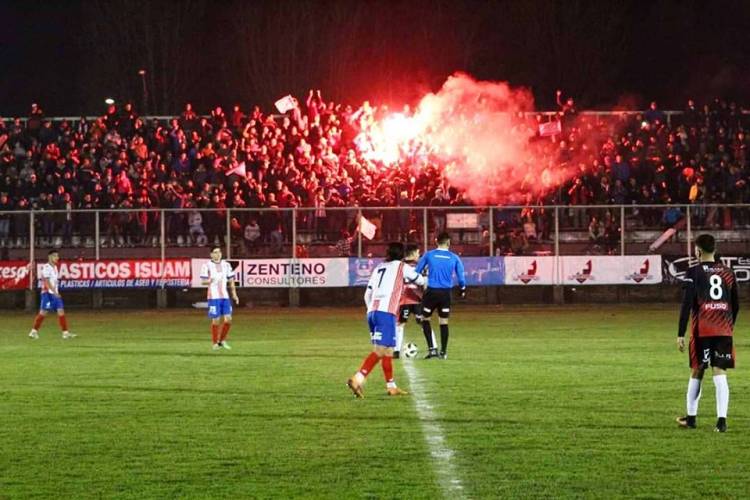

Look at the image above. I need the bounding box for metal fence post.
[94,210,100,260]
[28,211,35,290]
[423,208,429,253]
[620,205,626,256]
[554,206,560,257]
[488,207,494,257]
[225,208,232,258]
[686,205,692,257]
[292,208,297,259]
[160,209,166,262]
[357,208,362,259]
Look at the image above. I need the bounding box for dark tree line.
[3,0,750,115]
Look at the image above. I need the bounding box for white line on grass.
[402,359,467,499]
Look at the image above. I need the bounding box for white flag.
[359,216,377,240]
[274,95,297,114]
[539,120,562,137]
[227,161,246,177]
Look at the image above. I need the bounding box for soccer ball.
[403,342,419,359]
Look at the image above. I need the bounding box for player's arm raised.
[676,275,696,352]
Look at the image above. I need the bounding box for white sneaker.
[62,332,77,340]
[212,343,222,351]
[29,330,39,340]
[220,341,232,350]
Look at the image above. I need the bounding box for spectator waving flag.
[274,95,297,114]
[539,120,562,137]
[359,216,377,240]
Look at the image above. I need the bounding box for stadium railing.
[2,203,750,277]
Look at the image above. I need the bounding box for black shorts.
[422,289,451,319]
[689,335,735,370]
[398,303,423,324]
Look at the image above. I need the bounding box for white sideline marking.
[402,359,466,499]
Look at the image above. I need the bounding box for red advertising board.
[0,261,32,290]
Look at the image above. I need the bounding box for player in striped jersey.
[347,242,425,398]
[200,247,239,351]
[394,244,433,358]
[29,250,76,340]
[676,234,739,432]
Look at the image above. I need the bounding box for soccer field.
[0,305,748,499]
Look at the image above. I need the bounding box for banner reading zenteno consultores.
[190,258,350,288]
[35,259,192,289]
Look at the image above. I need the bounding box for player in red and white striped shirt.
[29,250,76,340]
[200,247,239,350]
[347,243,425,398]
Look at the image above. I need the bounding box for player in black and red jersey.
[676,234,739,433]
[394,244,433,359]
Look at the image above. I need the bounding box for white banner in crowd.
[560,255,662,285]
[504,256,557,285]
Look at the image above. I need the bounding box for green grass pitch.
[0,305,748,499]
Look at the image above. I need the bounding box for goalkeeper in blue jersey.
[415,232,466,359]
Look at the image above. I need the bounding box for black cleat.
[715,417,727,433]
[393,351,400,359]
[438,352,448,360]
[676,416,696,429]
[424,349,439,359]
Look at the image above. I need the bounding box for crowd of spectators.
[0,91,749,253]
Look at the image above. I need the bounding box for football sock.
[32,314,44,330]
[211,324,219,344]
[713,374,729,419]
[395,324,405,352]
[358,352,380,378]
[382,355,394,384]
[220,323,231,342]
[58,315,68,332]
[422,320,435,350]
[440,324,449,353]
[686,378,702,416]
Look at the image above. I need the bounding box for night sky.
[1,0,749,116]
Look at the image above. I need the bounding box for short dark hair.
[211,246,222,253]
[385,242,404,262]
[436,232,451,245]
[48,250,59,256]
[404,243,420,258]
[695,234,715,253]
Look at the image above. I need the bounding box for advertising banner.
[194,258,351,288]
[560,255,662,285]
[504,256,557,285]
[0,261,32,290]
[663,255,750,284]
[244,258,349,287]
[36,259,192,289]
[348,257,505,287]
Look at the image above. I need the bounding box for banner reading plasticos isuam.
[35,259,191,289]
